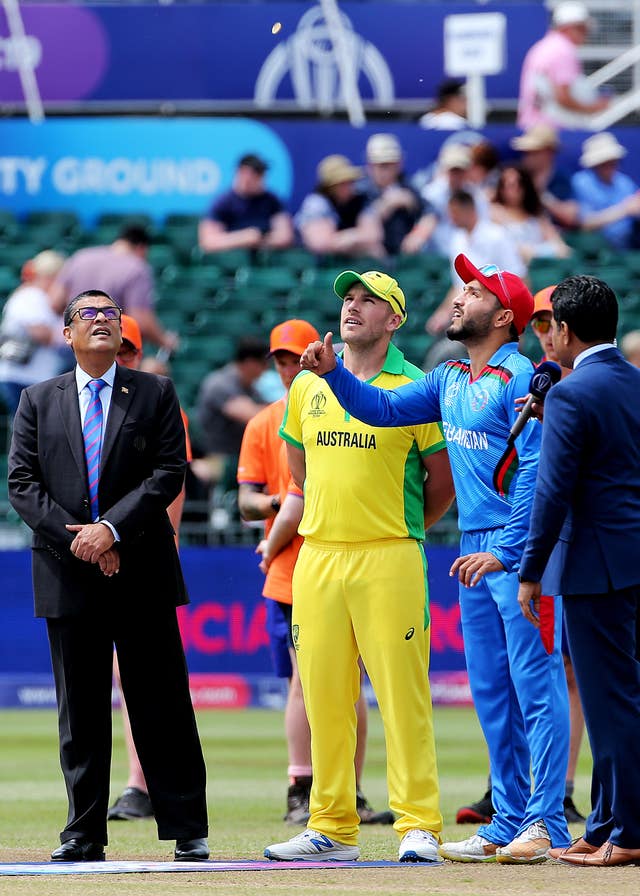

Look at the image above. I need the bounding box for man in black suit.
[518,276,640,867]
[8,290,208,862]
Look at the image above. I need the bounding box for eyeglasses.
[117,344,139,359]
[478,264,512,308]
[71,305,122,321]
[531,317,552,334]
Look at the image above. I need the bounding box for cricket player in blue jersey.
[300,256,571,863]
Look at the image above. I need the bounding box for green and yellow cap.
[333,270,407,327]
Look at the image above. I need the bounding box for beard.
[446,308,495,343]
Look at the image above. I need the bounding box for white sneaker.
[439,833,499,863]
[496,820,550,864]
[264,829,360,862]
[398,829,441,863]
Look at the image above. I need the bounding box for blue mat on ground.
[0,859,444,875]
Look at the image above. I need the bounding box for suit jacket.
[8,365,188,617]
[520,347,640,595]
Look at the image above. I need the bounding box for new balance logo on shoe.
[309,833,336,851]
[264,829,360,862]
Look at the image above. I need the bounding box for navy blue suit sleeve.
[520,384,585,582]
[324,356,442,424]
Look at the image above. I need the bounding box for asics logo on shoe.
[310,834,336,852]
[405,627,415,640]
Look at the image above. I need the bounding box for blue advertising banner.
[0,118,294,224]
[0,3,546,106]
[0,545,467,708]
[4,116,638,226]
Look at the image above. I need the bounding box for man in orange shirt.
[237,319,391,826]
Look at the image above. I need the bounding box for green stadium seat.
[157,307,189,333]
[394,332,427,368]
[97,212,154,231]
[161,264,222,294]
[163,217,200,262]
[190,307,251,338]
[234,265,300,295]
[24,211,81,245]
[147,243,178,274]
[258,247,315,275]
[210,249,252,277]
[622,251,640,280]
[0,210,19,243]
[0,265,19,298]
[0,243,41,274]
[528,257,574,293]
[564,231,613,263]
[89,223,126,246]
[587,265,632,297]
[400,252,451,281]
[165,213,201,229]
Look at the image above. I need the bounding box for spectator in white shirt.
[425,190,524,335]
[0,250,67,413]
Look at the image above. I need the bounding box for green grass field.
[1,705,634,896]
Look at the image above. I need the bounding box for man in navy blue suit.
[518,275,640,867]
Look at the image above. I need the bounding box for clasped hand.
[66,523,119,575]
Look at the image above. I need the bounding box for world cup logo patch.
[444,382,460,407]
[292,624,300,650]
[309,392,327,417]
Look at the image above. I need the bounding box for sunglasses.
[70,305,122,321]
[478,264,513,308]
[532,317,552,334]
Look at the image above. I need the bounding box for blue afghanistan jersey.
[324,342,541,573]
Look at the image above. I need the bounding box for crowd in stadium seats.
[1,117,640,543]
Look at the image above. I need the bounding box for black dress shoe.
[174,837,209,861]
[108,787,154,821]
[51,839,105,862]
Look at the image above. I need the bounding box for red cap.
[532,285,556,318]
[120,314,142,352]
[269,319,320,357]
[454,254,534,335]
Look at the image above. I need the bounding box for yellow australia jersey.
[279,343,445,543]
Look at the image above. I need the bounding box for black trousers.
[564,585,640,848]
[47,599,208,845]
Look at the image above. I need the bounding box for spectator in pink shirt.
[518,2,609,130]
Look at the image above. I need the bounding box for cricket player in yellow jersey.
[264,270,454,863]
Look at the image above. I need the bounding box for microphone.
[508,361,561,444]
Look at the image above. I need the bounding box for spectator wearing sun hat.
[571,132,640,250]
[511,124,579,229]
[360,134,436,256]
[295,154,385,258]
[420,142,490,256]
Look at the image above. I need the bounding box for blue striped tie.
[83,378,106,521]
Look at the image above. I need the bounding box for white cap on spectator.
[579,132,626,168]
[552,2,591,28]
[511,124,560,151]
[366,133,402,164]
[439,143,472,171]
